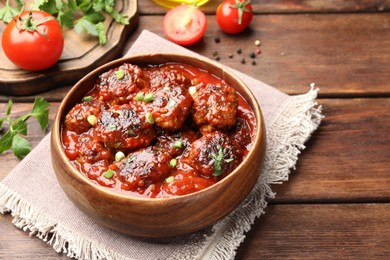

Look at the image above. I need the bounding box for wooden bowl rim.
[52,52,265,203]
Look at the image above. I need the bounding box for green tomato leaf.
[0,130,15,154]
[31,97,50,130]
[12,134,32,159]
[12,119,28,135]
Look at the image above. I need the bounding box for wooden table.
[1,1,389,259]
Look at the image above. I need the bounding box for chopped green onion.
[108,124,116,131]
[169,158,177,168]
[164,86,170,91]
[146,112,154,124]
[189,86,197,96]
[115,69,125,80]
[115,151,125,162]
[135,92,144,101]
[129,129,135,135]
[83,96,93,102]
[173,140,182,148]
[144,93,154,102]
[87,115,97,126]
[165,175,175,183]
[115,142,122,148]
[224,158,234,163]
[103,169,115,179]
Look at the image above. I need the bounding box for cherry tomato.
[216,0,253,34]
[163,5,207,46]
[2,10,64,71]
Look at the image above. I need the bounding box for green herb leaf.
[0,130,15,154]
[74,17,98,36]
[96,22,107,45]
[0,0,22,24]
[0,97,49,159]
[31,97,50,130]
[12,119,28,135]
[6,99,13,116]
[12,134,32,159]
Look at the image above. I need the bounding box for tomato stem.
[16,11,56,39]
[230,0,251,25]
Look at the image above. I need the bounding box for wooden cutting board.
[0,0,139,96]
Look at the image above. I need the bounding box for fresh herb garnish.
[83,96,93,102]
[103,169,115,179]
[209,146,234,177]
[115,151,125,162]
[0,0,23,24]
[28,0,130,45]
[165,175,174,183]
[173,140,182,149]
[169,158,177,168]
[135,92,144,101]
[143,93,154,103]
[0,97,49,159]
[115,69,125,80]
[145,112,154,124]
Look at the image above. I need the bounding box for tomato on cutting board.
[1,10,64,71]
[163,4,207,46]
[216,0,253,34]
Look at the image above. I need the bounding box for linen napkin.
[0,30,323,260]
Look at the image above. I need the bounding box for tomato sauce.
[62,63,256,198]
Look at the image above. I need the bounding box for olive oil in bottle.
[153,0,210,8]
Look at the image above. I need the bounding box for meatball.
[145,84,192,130]
[76,133,113,164]
[94,104,156,151]
[191,83,238,133]
[64,99,103,134]
[112,146,172,191]
[144,65,189,89]
[155,129,199,157]
[181,131,242,178]
[97,63,147,104]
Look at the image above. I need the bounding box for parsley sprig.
[0,98,49,159]
[0,0,23,23]
[34,0,129,45]
[0,0,129,45]
[210,146,234,177]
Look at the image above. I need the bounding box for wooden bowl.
[51,53,266,238]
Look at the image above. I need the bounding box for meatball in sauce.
[61,62,256,198]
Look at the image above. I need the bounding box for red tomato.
[163,5,207,46]
[1,10,64,71]
[216,0,253,34]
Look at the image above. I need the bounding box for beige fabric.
[0,30,322,260]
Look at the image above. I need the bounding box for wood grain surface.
[1,0,390,259]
